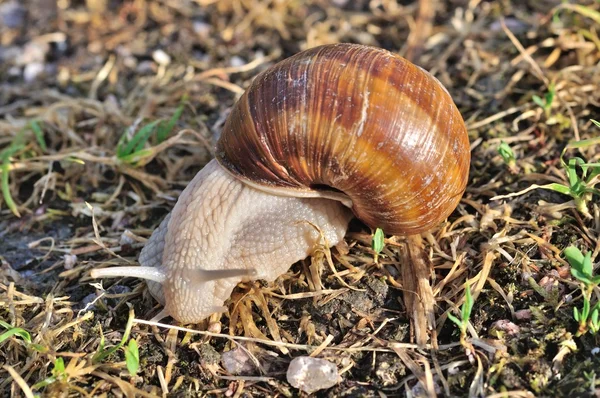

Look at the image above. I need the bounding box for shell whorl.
[216,43,470,235]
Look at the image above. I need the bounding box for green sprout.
[0,320,46,352]
[116,96,186,165]
[532,83,555,118]
[498,141,517,172]
[492,121,600,219]
[448,284,474,347]
[371,228,385,263]
[125,339,140,376]
[93,308,140,376]
[32,357,67,389]
[542,156,600,218]
[564,246,600,336]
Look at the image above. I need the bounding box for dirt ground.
[1,0,600,397]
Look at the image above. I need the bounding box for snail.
[90,43,470,324]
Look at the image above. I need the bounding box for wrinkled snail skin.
[90,43,470,324]
[144,159,352,322]
[93,158,353,323]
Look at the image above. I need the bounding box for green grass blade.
[462,285,473,323]
[118,148,154,165]
[491,183,572,201]
[156,100,186,143]
[0,327,32,344]
[447,313,462,328]
[30,120,47,152]
[566,136,600,149]
[117,120,161,159]
[532,95,545,109]
[561,4,600,25]
[545,84,555,108]
[1,151,22,217]
[93,308,136,363]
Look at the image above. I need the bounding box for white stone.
[152,49,171,66]
[286,356,338,394]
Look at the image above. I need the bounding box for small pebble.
[229,56,245,68]
[207,321,221,334]
[514,309,532,321]
[136,60,156,74]
[591,347,599,355]
[64,254,77,270]
[193,20,211,39]
[23,62,45,82]
[222,347,256,375]
[81,293,98,310]
[564,293,573,303]
[286,356,339,394]
[491,319,520,336]
[120,230,136,246]
[152,49,171,66]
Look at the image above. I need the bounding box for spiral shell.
[216,43,470,235]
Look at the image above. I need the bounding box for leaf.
[156,98,186,143]
[1,143,25,217]
[567,158,583,189]
[462,285,473,324]
[583,251,593,279]
[30,120,47,152]
[559,4,600,25]
[92,327,107,363]
[0,325,32,344]
[566,246,593,284]
[52,357,65,378]
[571,268,592,285]
[582,298,590,320]
[564,246,584,271]
[566,135,600,149]
[592,119,600,129]
[125,339,139,376]
[117,148,154,165]
[447,313,462,328]
[93,307,136,364]
[532,95,545,109]
[574,307,580,322]
[545,84,555,108]
[372,228,385,255]
[491,182,572,201]
[591,305,599,326]
[117,120,161,159]
[498,141,516,164]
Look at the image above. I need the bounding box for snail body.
[91,44,470,323]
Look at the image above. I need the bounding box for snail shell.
[217,43,470,236]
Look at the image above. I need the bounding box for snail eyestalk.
[90,266,167,284]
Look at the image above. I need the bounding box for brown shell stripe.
[217,43,470,235]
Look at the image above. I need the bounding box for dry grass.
[1,0,600,396]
